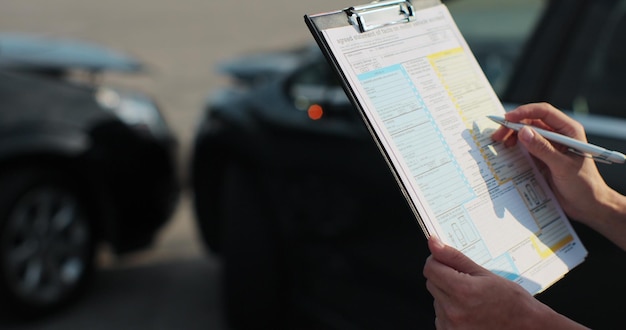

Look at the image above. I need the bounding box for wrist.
[586,187,626,250]
[597,188,626,223]
[533,303,589,329]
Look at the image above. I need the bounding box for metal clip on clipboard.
[347,0,415,32]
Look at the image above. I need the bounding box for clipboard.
[305,0,440,239]
[304,0,587,295]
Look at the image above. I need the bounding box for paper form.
[319,3,587,295]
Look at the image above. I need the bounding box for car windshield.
[446,0,546,95]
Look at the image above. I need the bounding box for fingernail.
[519,126,534,143]
[431,236,445,248]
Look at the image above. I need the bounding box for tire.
[0,168,95,319]
[190,150,224,255]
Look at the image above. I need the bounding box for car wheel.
[191,150,224,255]
[0,169,95,318]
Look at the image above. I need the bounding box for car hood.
[0,32,143,73]
[217,44,319,81]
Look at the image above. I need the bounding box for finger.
[433,300,447,330]
[491,123,518,148]
[491,125,513,142]
[433,297,441,317]
[516,126,576,168]
[435,316,443,330]
[505,103,585,140]
[503,133,518,148]
[427,236,486,275]
[424,256,460,298]
[423,255,451,290]
[505,103,562,126]
[425,277,449,301]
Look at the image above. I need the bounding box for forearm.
[541,311,590,329]
[582,188,626,251]
[532,301,590,330]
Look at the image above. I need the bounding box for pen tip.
[487,115,502,123]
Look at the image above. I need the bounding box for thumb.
[428,236,486,275]
[516,126,564,167]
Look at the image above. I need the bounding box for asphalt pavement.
[0,0,354,329]
[3,258,226,330]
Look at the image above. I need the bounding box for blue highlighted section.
[358,65,474,215]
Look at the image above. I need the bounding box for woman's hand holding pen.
[423,102,626,330]
[491,102,626,249]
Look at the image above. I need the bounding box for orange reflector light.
[308,104,323,120]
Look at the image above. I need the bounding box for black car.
[191,0,626,329]
[0,33,179,318]
[191,42,428,329]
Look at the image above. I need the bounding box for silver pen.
[487,115,626,164]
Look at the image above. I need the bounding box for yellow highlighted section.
[531,235,573,259]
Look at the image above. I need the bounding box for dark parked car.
[0,33,179,318]
[191,44,425,329]
[191,0,626,329]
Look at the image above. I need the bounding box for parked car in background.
[191,0,626,329]
[190,43,430,329]
[0,33,179,319]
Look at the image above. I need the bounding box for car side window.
[554,0,626,119]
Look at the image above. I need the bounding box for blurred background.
[3,0,626,329]
[0,0,355,265]
[0,0,354,329]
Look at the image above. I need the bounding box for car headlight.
[95,87,171,138]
